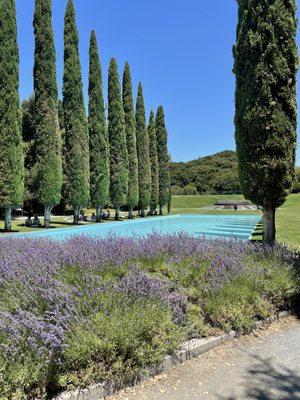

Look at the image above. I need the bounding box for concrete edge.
[53,308,299,400]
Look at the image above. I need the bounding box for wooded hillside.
[170,151,241,195]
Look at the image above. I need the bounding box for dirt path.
[108,317,300,400]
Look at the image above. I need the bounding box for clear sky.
[16,0,300,164]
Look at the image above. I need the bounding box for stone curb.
[53,308,299,400]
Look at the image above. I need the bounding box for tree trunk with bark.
[44,206,52,229]
[159,205,163,216]
[96,206,102,222]
[4,207,12,232]
[263,208,276,244]
[73,207,81,224]
[115,206,120,221]
[128,207,133,219]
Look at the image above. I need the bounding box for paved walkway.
[109,317,300,400]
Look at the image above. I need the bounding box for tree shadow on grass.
[219,354,300,400]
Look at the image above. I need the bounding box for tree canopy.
[123,62,139,218]
[63,0,89,222]
[0,0,24,230]
[108,58,128,219]
[33,0,62,227]
[234,0,297,242]
[88,31,109,220]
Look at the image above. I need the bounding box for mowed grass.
[171,194,245,210]
[276,194,300,249]
[171,194,300,249]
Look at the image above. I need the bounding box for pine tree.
[136,83,151,217]
[156,106,171,215]
[122,62,139,219]
[108,58,128,220]
[88,31,109,222]
[148,111,159,215]
[0,0,24,231]
[234,0,297,243]
[33,0,62,228]
[63,0,89,223]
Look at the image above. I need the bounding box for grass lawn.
[276,194,300,249]
[171,194,300,249]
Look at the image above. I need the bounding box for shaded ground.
[109,317,300,400]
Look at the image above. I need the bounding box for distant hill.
[171,151,300,195]
[170,150,241,195]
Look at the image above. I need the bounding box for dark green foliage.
[136,83,151,216]
[148,111,159,214]
[63,0,89,221]
[233,0,297,242]
[34,0,62,226]
[172,184,198,196]
[22,96,36,203]
[122,63,139,218]
[108,58,128,218]
[170,151,241,195]
[155,106,170,214]
[0,0,24,230]
[88,31,109,220]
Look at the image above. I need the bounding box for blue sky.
[16,0,300,164]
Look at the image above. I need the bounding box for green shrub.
[60,294,182,389]
[204,276,270,332]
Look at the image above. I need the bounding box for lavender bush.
[0,234,298,398]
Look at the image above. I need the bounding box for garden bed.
[0,234,299,399]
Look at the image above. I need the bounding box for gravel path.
[108,317,300,400]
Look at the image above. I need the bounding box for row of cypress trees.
[0,0,171,230]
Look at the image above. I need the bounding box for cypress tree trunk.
[108,58,129,217]
[123,63,139,219]
[263,209,276,244]
[34,0,62,229]
[96,206,102,222]
[234,0,297,244]
[74,207,80,224]
[63,0,90,217]
[136,83,151,217]
[115,206,121,221]
[44,206,52,229]
[167,187,172,215]
[0,0,24,231]
[89,31,109,219]
[128,207,133,219]
[4,208,12,232]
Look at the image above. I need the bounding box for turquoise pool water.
[19,215,261,241]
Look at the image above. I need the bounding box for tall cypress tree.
[33,0,62,228]
[108,58,128,220]
[123,62,139,219]
[156,106,171,215]
[136,83,151,217]
[0,0,24,231]
[88,31,109,222]
[148,111,159,215]
[63,0,89,223]
[234,0,297,243]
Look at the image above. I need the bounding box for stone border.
[53,308,299,400]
